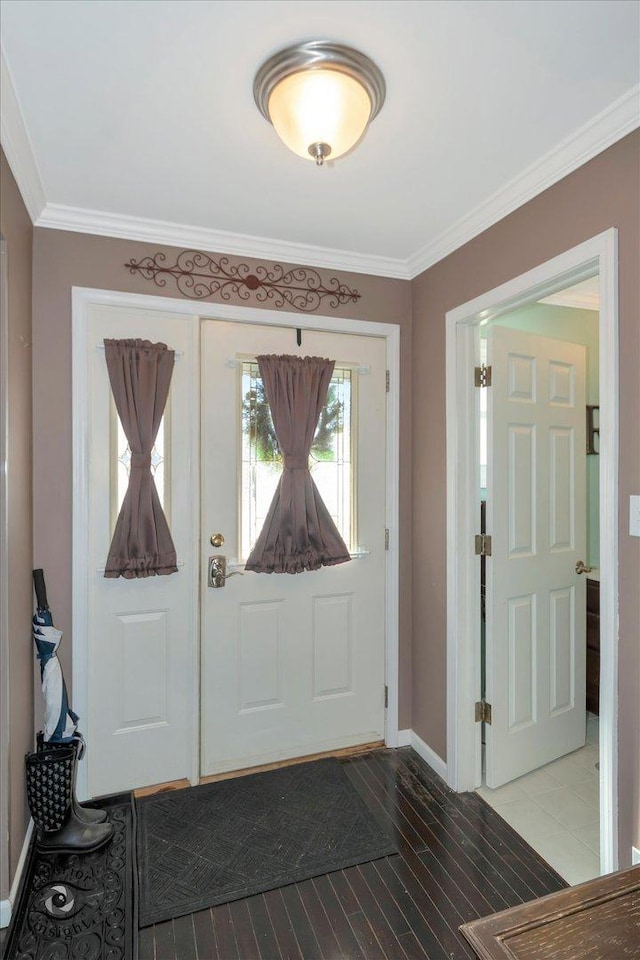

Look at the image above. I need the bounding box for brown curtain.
[245,354,351,574]
[103,339,178,579]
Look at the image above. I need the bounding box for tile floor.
[477,714,600,885]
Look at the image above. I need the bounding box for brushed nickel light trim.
[308,141,332,164]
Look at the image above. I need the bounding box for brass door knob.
[210,533,225,548]
[575,559,593,575]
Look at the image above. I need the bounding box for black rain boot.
[25,749,114,854]
[37,732,108,825]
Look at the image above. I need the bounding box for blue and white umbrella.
[32,569,78,743]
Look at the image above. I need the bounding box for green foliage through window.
[242,372,344,463]
[240,361,354,557]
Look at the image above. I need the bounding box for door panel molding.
[72,288,401,800]
[485,328,586,787]
[199,321,387,775]
[445,229,619,873]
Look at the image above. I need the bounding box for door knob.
[575,559,594,575]
[208,555,243,588]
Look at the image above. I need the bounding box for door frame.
[445,229,619,873]
[72,286,401,798]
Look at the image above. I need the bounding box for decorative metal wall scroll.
[125,250,361,313]
[586,404,600,455]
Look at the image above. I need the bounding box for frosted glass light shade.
[268,69,372,162]
[254,42,385,166]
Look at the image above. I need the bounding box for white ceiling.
[539,276,600,311]
[1,0,639,278]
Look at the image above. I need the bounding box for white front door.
[200,320,387,776]
[85,304,199,798]
[485,325,587,788]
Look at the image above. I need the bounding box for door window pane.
[111,401,170,530]
[241,361,355,559]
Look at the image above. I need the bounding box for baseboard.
[395,729,448,782]
[0,820,33,929]
[409,731,448,782]
[396,728,412,747]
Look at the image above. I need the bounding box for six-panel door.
[486,325,587,788]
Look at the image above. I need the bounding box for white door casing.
[200,320,387,776]
[485,326,587,788]
[82,304,199,798]
[445,228,618,873]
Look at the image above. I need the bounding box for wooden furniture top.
[460,865,640,959]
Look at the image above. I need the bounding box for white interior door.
[85,305,198,797]
[485,325,587,788]
[200,320,387,776]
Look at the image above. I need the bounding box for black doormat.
[136,756,397,927]
[4,794,136,960]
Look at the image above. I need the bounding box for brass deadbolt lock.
[210,533,225,548]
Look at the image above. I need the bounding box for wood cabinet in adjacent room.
[586,577,600,715]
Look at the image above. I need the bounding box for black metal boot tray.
[3,793,137,960]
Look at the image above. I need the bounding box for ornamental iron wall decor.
[125,250,361,313]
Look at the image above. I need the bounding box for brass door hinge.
[384,685,389,708]
[474,364,492,387]
[475,700,492,724]
[475,534,492,557]
[385,528,390,551]
[385,369,390,393]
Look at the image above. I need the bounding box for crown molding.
[35,83,638,283]
[5,29,636,286]
[0,46,46,223]
[35,204,411,280]
[407,84,640,279]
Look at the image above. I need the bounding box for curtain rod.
[96,344,183,358]
[225,359,370,375]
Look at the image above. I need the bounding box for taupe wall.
[26,130,640,868]
[31,231,413,729]
[411,130,640,864]
[0,150,34,887]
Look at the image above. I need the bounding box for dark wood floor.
[138,747,566,960]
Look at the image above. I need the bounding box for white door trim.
[445,229,619,873]
[72,287,401,797]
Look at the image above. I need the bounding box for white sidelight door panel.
[85,304,198,798]
[486,326,587,788]
[200,320,386,776]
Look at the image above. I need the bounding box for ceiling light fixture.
[253,40,386,166]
